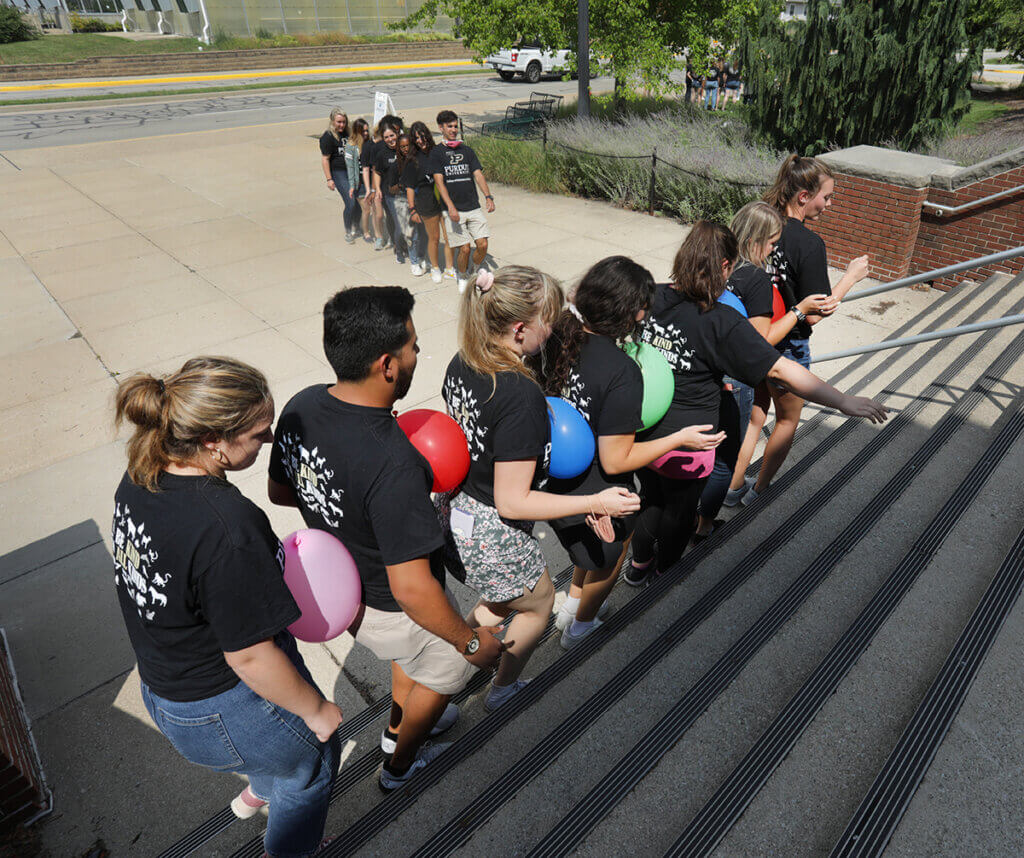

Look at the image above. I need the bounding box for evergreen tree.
[742,0,981,153]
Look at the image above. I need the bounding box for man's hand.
[463,625,505,670]
[485,197,495,213]
[448,205,460,223]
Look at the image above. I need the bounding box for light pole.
[577,0,590,117]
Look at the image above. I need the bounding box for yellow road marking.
[0,59,478,93]
[983,66,1023,75]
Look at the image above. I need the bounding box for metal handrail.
[926,183,1024,216]
[812,314,1024,363]
[844,245,1024,301]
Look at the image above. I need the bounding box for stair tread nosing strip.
[831,520,1024,858]
[518,326,1024,858]
[329,299,1024,856]
[665,395,1024,857]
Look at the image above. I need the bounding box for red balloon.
[771,284,787,323]
[396,409,471,493]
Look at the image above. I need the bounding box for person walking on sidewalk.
[430,109,495,293]
[405,120,447,284]
[113,357,341,858]
[268,287,504,793]
[321,108,361,244]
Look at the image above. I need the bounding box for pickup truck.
[484,42,573,84]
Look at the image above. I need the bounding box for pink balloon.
[282,529,362,643]
[649,449,716,480]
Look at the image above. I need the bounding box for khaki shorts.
[352,591,476,696]
[443,207,490,247]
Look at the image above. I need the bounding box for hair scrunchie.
[567,303,586,324]
[157,379,166,394]
[475,270,495,293]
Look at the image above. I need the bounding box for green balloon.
[622,341,674,430]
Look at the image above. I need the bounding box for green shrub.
[70,13,122,32]
[0,5,41,44]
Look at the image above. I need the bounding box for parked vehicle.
[485,41,573,84]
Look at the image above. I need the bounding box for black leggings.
[633,390,740,573]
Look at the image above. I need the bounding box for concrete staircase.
[158,272,1024,858]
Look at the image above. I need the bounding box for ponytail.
[115,356,273,491]
[763,154,834,214]
[458,265,564,396]
[670,221,739,312]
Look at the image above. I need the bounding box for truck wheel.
[525,61,542,84]
[497,70,516,81]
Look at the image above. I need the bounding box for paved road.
[0,73,584,150]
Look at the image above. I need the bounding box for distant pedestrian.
[685,62,697,103]
[430,109,495,293]
[405,121,446,283]
[704,59,722,110]
[722,61,742,108]
[321,108,360,243]
[350,118,374,242]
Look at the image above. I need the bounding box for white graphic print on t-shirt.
[640,318,694,371]
[112,502,166,621]
[444,375,488,458]
[561,369,593,423]
[275,432,345,527]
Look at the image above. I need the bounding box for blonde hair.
[730,201,784,268]
[458,265,564,389]
[327,108,348,142]
[115,356,273,492]
[763,154,834,214]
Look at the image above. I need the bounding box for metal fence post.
[648,149,657,216]
[542,124,548,151]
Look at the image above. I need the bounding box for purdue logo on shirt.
[276,432,346,528]
[112,502,169,621]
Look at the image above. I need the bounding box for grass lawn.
[958,96,1011,133]
[0,34,202,65]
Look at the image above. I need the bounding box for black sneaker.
[623,562,651,587]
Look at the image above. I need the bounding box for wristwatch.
[485,195,494,200]
[463,630,480,656]
[790,306,807,323]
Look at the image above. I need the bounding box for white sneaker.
[723,477,755,508]
[430,268,443,284]
[554,599,611,631]
[457,276,469,294]
[560,615,604,650]
[443,267,457,280]
[410,262,425,277]
[484,679,529,712]
[379,740,451,792]
[379,702,460,755]
[741,484,762,506]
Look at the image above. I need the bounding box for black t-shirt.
[268,386,445,613]
[767,216,832,339]
[359,138,381,173]
[639,283,781,436]
[443,354,550,508]
[547,334,643,526]
[727,264,774,319]
[374,144,400,192]
[428,143,484,212]
[113,472,299,702]
[706,66,720,84]
[319,130,347,173]
[402,151,443,215]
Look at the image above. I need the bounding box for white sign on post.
[373,92,397,127]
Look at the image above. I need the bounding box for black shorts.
[552,514,635,572]
[414,188,443,218]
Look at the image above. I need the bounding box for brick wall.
[808,159,1023,292]
[0,631,49,829]
[914,164,1024,289]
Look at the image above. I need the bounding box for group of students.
[112,154,885,858]
[319,107,495,293]
[685,58,743,110]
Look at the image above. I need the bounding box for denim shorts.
[778,336,811,369]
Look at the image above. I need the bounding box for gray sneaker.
[379,741,451,792]
[560,615,605,650]
[723,477,755,507]
[379,703,460,754]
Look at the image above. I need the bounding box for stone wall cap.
[819,145,954,189]
[933,145,1024,190]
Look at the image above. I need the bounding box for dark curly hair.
[539,256,655,397]
[670,221,738,312]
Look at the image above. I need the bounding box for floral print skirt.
[434,491,547,603]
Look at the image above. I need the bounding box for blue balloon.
[545,397,596,480]
[718,288,748,317]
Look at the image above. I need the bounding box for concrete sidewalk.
[0,98,934,856]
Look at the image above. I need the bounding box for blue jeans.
[704,82,719,109]
[778,335,811,369]
[332,170,361,233]
[698,377,753,521]
[141,634,339,858]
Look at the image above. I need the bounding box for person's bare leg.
[389,682,450,770]
[361,197,373,239]
[439,219,455,271]
[372,196,385,240]
[576,540,630,622]
[728,384,771,492]
[424,216,440,270]
[472,238,488,268]
[457,244,472,275]
[567,566,586,603]
[388,660,414,732]
[488,570,554,687]
[755,387,803,492]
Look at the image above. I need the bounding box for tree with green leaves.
[742,0,981,154]
[969,0,1024,61]
[397,0,763,97]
